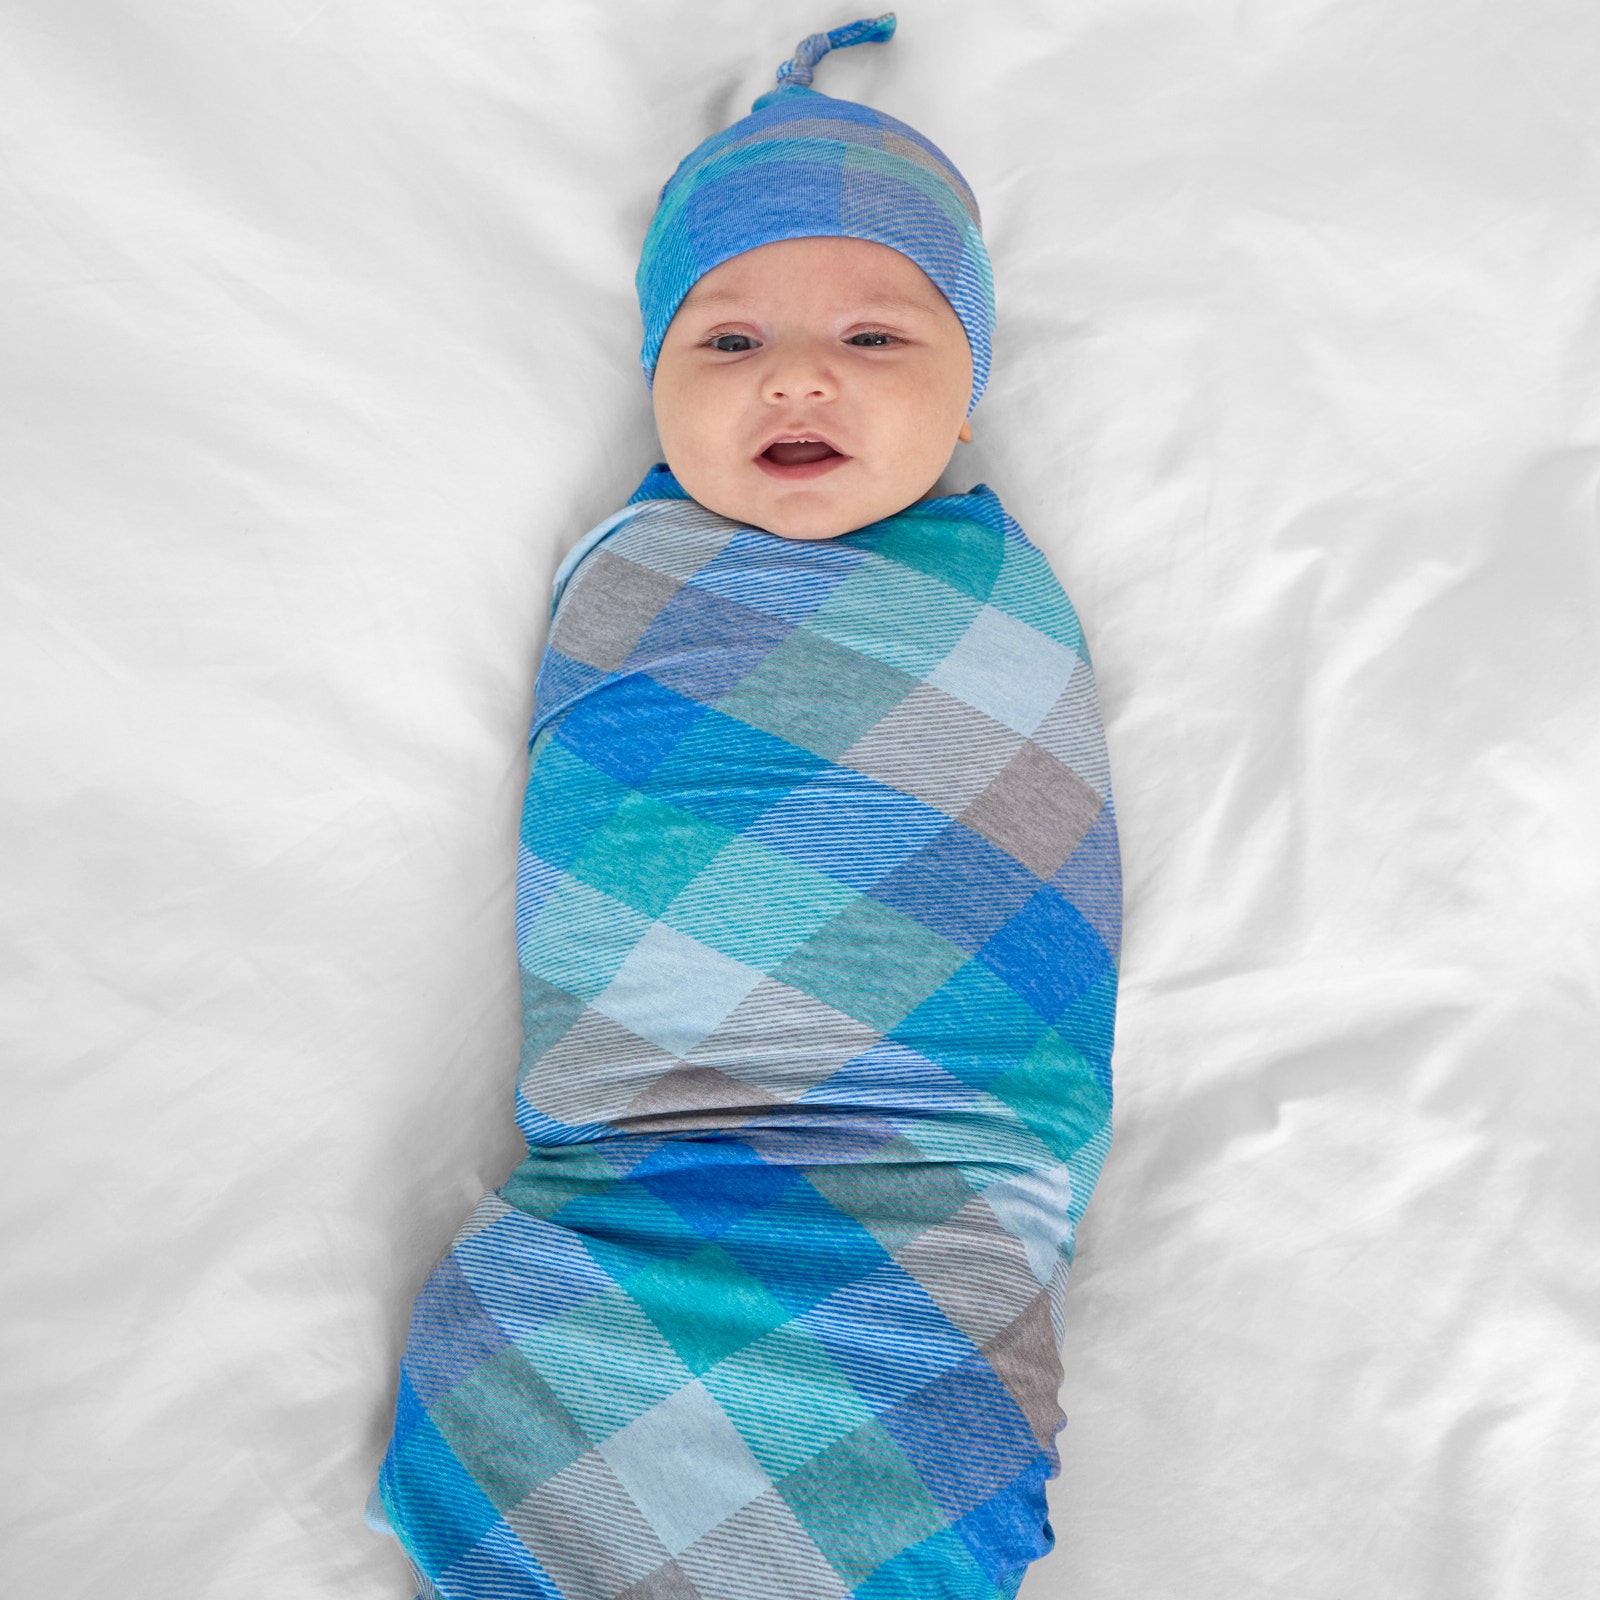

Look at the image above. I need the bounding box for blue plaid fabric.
[635,15,995,414]
[374,470,1120,1599]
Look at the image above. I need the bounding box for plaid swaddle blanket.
[375,470,1120,1600]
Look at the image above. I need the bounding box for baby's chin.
[672,474,941,543]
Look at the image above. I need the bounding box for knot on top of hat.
[754,13,896,107]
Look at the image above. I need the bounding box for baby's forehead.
[679,238,954,315]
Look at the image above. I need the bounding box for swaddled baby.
[370,16,1121,1600]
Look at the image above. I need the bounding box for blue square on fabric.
[625,584,795,704]
[744,767,949,891]
[1051,801,1122,956]
[720,1177,893,1316]
[950,1455,1055,1584]
[388,1407,506,1576]
[876,1357,1039,1522]
[634,1138,801,1241]
[554,677,705,787]
[531,649,606,735]
[868,823,1040,951]
[689,526,862,624]
[553,1176,709,1271]
[977,887,1112,1020]
[799,1262,978,1412]
[391,1365,427,1449]
[648,708,827,832]
[683,156,844,263]
[452,1209,616,1335]
[401,1254,512,1407]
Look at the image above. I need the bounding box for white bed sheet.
[4,2,1597,1596]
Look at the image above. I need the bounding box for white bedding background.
[4,2,1598,1596]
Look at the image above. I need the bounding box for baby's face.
[651,237,974,541]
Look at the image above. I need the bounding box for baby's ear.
[958,420,973,443]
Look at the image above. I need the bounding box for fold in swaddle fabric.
[375,468,1120,1600]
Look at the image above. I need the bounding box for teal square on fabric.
[514,1286,694,1446]
[895,1086,1054,1180]
[804,1148,978,1256]
[856,509,1004,603]
[567,793,733,919]
[776,1418,948,1587]
[520,879,653,1002]
[890,961,1048,1089]
[804,553,979,678]
[622,1243,793,1375]
[984,540,1085,653]
[773,897,967,1032]
[662,836,857,970]
[552,1180,706,1270]
[430,1346,590,1511]
[715,627,920,760]
[499,1145,621,1224]
[520,741,630,868]
[986,1028,1113,1161]
[699,1320,877,1482]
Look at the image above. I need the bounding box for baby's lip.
[754,428,849,461]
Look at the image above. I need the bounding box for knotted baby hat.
[635,13,995,414]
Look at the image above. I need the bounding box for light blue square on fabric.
[597,1379,773,1555]
[514,1287,694,1446]
[520,878,653,1002]
[804,548,980,676]
[663,837,857,969]
[926,606,1079,736]
[591,922,765,1056]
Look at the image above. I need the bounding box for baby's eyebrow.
[684,288,938,315]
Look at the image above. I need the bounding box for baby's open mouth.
[761,439,844,465]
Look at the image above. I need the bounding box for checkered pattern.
[376,473,1120,1599]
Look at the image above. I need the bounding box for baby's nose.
[760,348,838,402]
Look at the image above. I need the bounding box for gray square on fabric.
[610,500,739,583]
[615,1560,706,1600]
[620,1064,779,1133]
[715,627,920,760]
[508,1449,673,1599]
[840,682,1023,816]
[960,741,1104,878]
[673,1487,851,1600]
[980,1290,1065,1448]
[553,550,682,672]
[890,1198,1043,1350]
[1029,657,1112,795]
[685,978,880,1101]
[530,1008,676,1126]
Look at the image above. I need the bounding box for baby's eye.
[847,331,898,347]
[709,333,756,353]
